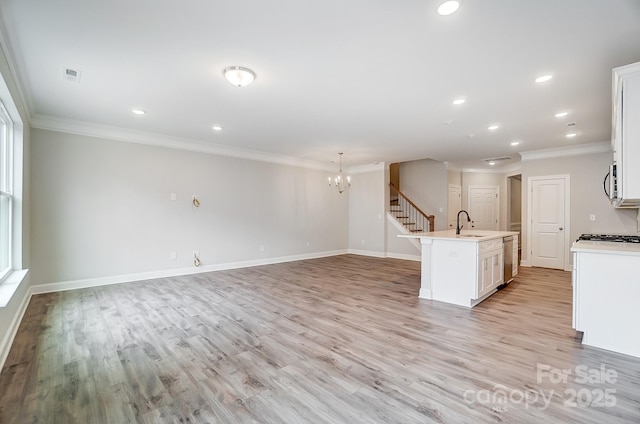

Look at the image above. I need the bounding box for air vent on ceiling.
[63,67,81,83]
[483,156,512,163]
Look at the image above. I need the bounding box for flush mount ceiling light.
[566,132,578,138]
[510,141,520,146]
[132,109,145,115]
[223,66,256,87]
[212,125,223,131]
[555,111,569,118]
[328,153,351,194]
[488,124,500,130]
[437,0,461,16]
[535,74,553,83]
[452,97,466,105]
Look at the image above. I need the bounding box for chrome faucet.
[456,210,471,235]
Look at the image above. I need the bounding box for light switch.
[589,214,596,221]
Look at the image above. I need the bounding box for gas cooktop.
[577,234,640,243]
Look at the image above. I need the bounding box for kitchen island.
[400,230,519,307]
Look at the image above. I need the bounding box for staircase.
[389,183,435,233]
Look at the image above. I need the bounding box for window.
[0,100,13,282]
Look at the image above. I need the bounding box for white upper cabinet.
[611,62,640,208]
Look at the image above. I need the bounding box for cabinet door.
[478,255,491,297]
[491,251,503,288]
[621,73,640,201]
[477,249,504,299]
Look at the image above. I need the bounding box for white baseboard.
[419,288,432,299]
[520,260,531,267]
[347,249,386,258]
[385,252,421,262]
[30,249,349,295]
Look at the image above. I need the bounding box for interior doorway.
[527,175,571,271]
[468,185,499,230]
[507,174,522,249]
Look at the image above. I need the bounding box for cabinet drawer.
[479,239,503,252]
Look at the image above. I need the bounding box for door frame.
[467,185,500,231]
[526,174,571,271]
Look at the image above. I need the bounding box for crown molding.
[347,162,385,174]
[520,140,611,162]
[461,162,522,174]
[30,114,338,171]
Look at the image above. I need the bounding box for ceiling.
[2,0,640,169]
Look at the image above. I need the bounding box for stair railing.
[389,182,435,233]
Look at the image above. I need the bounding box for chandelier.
[328,153,351,194]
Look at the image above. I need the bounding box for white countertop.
[398,229,518,242]
[571,240,640,256]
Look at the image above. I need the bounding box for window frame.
[0,99,13,283]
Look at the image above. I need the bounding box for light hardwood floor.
[1,255,639,423]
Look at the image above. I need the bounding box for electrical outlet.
[259,245,265,252]
[170,252,177,260]
[589,214,596,222]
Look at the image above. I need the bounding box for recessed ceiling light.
[510,141,520,146]
[132,109,145,115]
[488,124,500,130]
[535,74,553,83]
[488,161,496,166]
[555,111,569,118]
[566,133,577,138]
[452,97,466,105]
[437,0,461,16]
[212,125,223,131]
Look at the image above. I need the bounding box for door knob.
[559,227,563,230]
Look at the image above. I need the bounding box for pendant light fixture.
[223,66,256,87]
[328,153,351,194]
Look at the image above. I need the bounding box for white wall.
[30,129,349,285]
[521,151,638,264]
[348,168,386,256]
[399,159,448,231]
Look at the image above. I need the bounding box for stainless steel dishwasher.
[503,236,514,283]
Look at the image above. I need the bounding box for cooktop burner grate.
[578,234,640,243]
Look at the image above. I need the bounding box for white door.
[447,184,462,230]
[530,177,567,270]
[468,186,499,230]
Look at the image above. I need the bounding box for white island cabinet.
[571,241,640,358]
[400,230,519,307]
